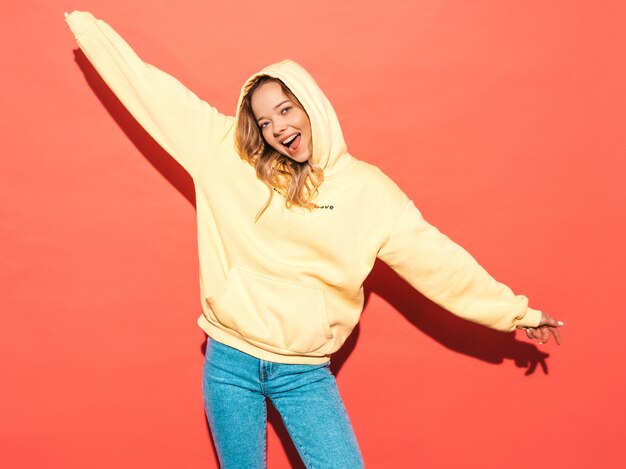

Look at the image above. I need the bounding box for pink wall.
[2,0,624,467]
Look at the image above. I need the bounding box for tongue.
[288,134,301,154]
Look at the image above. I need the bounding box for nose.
[273,118,287,137]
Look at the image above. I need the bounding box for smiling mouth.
[281,133,300,148]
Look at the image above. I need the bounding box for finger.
[536,328,545,344]
[547,318,565,328]
[549,326,562,346]
[539,311,565,328]
[531,328,542,340]
[538,327,550,345]
[525,328,533,340]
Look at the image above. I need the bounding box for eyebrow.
[256,100,291,123]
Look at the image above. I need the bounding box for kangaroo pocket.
[206,266,333,355]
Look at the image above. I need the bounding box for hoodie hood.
[236,60,349,173]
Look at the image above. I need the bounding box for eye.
[281,106,292,115]
[259,121,269,129]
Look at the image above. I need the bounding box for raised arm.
[377,200,562,342]
[65,11,234,179]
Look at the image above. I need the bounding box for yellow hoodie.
[66,11,542,364]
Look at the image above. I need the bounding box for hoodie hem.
[197,315,332,365]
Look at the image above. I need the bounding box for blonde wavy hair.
[236,76,324,221]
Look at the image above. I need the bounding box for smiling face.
[250,81,313,163]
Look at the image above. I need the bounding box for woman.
[64,11,563,468]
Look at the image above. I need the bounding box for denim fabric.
[202,337,364,469]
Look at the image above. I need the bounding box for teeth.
[282,134,298,145]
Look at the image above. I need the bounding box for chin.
[293,153,312,163]
[279,150,309,163]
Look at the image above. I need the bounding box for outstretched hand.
[522,312,563,345]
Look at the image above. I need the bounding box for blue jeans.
[202,338,364,469]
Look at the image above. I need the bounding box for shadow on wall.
[74,48,551,469]
[74,51,196,206]
[364,259,552,375]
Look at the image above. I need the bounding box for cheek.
[261,128,283,151]
[260,127,272,143]
[301,116,312,137]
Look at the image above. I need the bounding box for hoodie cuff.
[516,307,542,328]
[65,11,98,39]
